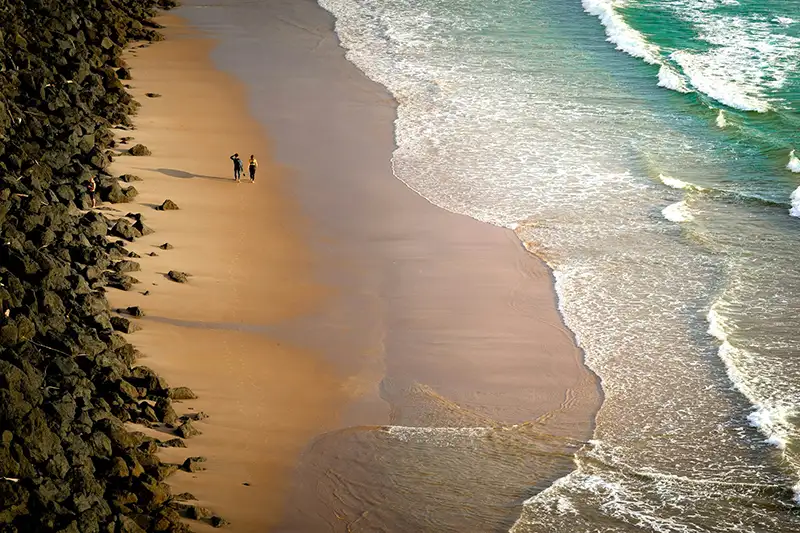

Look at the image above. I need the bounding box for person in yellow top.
[248,155,258,183]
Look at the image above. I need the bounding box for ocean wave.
[657,173,704,191]
[656,64,690,93]
[707,305,796,456]
[787,150,800,173]
[715,109,727,129]
[581,0,661,65]
[661,201,693,222]
[790,186,800,218]
[671,50,771,112]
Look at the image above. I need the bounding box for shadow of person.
[151,168,232,181]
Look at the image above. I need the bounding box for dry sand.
[105,16,345,532]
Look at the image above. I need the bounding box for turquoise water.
[318,0,800,530]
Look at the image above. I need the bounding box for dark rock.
[181,456,207,473]
[158,438,186,448]
[111,316,140,334]
[211,516,230,528]
[110,218,141,241]
[148,252,158,257]
[167,271,189,283]
[158,243,173,250]
[128,144,151,156]
[175,420,200,439]
[145,93,162,98]
[113,260,140,273]
[107,274,139,291]
[117,514,146,533]
[188,505,212,520]
[168,387,197,400]
[157,199,179,211]
[172,492,196,502]
[125,306,145,318]
[119,174,142,182]
[116,68,132,80]
[133,219,153,236]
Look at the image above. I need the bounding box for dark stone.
[172,492,196,502]
[128,144,151,156]
[175,420,200,439]
[157,199,179,211]
[145,93,161,98]
[132,219,153,236]
[119,174,142,183]
[168,387,197,400]
[107,274,139,291]
[181,456,207,473]
[111,316,140,334]
[125,306,145,318]
[187,505,212,520]
[167,271,189,283]
[113,260,140,273]
[158,438,186,448]
[116,67,132,80]
[110,219,141,241]
[158,243,173,250]
[211,516,230,528]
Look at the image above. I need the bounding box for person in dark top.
[87,175,97,208]
[248,154,258,183]
[230,153,244,182]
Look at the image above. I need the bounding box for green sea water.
[317,0,800,530]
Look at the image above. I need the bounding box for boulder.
[110,219,141,241]
[211,516,230,528]
[175,420,200,439]
[187,505,212,520]
[168,387,197,400]
[125,306,145,318]
[157,199,179,211]
[128,144,151,156]
[157,438,186,448]
[110,316,140,334]
[167,271,189,283]
[181,456,207,473]
[113,260,140,273]
[119,174,141,183]
[158,243,173,250]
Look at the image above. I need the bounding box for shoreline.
[176,0,602,530]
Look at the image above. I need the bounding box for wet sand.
[107,2,601,531]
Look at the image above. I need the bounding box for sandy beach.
[104,3,600,531]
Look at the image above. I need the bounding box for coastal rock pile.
[0,0,200,531]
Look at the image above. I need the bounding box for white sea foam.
[715,109,727,128]
[658,173,704,191]
[657,64,690,93]
[790,186,800,218]
[671,50,771,112]
[581,0,661,64]
[787,150,800,173]
[775,17,795,27]
[662,201,693,222]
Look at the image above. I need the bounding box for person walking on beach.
[230,153,244,182]
[248,154,258,183]
[87,175,97,208]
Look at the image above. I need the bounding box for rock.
[175,420,201,439]
[110,218,141,241]
[133,219,153,236]
[119,174,142,182]
[181,456,207,473]
[110,316,140,334]
[148,252,158,257]
[167,271,189,283]
[107,274,139,291]
[173,492,196,502]
[211,516,230,528]
[108,456,129,478]
[158,438,186,448]
[157,199,179,211]
[117,515,146,533]
[169,387,197,400]
[128,144,151,156]
[158,243,173,250]
[154,399,178,427]
[113,260,140,273]
[126,306,145,317]
[116,67,132,80]
[188,505,212,520]
[145,93,162,98]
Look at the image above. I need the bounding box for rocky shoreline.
[0,1,217,531]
